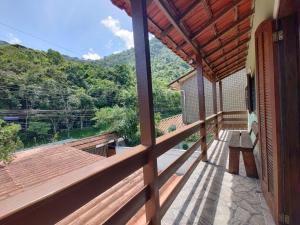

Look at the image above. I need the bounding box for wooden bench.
[228,122,259,178]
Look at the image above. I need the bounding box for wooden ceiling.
[112,0,254,81]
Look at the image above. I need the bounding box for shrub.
[182,142,189,150]
[0,119,23,164]
[168,124,177,133]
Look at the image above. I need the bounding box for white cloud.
[101,16,133,49]
[82,48,102,60]
[7,33,22,44]
[113,50,121,54]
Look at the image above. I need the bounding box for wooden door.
[277,13,300,225]
[255,20,281,223]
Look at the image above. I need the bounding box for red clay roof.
[112,0,254,81]
[0,145,104,201]
[65,132,117,150]
[0,138,181,224]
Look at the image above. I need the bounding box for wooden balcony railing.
[0,110,247,225]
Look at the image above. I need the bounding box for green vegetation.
[0,38,190,151]
[0,119,23,164]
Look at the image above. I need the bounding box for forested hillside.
[99,38,190,81]
[0,38,190,154]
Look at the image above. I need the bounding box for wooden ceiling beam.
[213,51,247,69]
[217,65,245,80]
[202,0,226,64]
[202,10,253,49]
[202,23,251,54]
[178,11,253,52]
[215,58,246,74]
[210,46,248,65]
[217,62,245,77]
[153,0,214,76]
[191,0,244,41]
[214,55,246,71]
[208,37,250,59]
[217,63,245,78]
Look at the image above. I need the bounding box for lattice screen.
[180,69,247,124]
[219,69,247,112]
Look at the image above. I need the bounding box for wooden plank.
[214,57,246,73]
[191,0,244,40]
[223,118,247,122]
[213,50,247,68]
[229,131,241,148]
[240,131,253,149]
[103,185,151,225]
[158,140,201,187]
[211,46,248,66]
[207,34,250,59]
[0,145,148,225]
[222,124,248,129]
[153,0,214,75]
[216,63,246,77]
[131,1,160,224]
[277,13,300,224]
[212,80,218,139]
[196,56,208,161]
[241,151,258,178]
[219,81,223,112]
[223,110,247,115]
[202,11,254,49]
[205,113,217,123]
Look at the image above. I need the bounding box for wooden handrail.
[223,118,248,121]
[223,110,247,115]
[204,113,218,123]
[0,112,233,225]
[155,120,203,157]
[103,185,151,225]
[0,145,149,225]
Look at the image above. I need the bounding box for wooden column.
[131,1,160,224]
[219,81,224,129]
[196,56,208,161]
[212,80,218,139]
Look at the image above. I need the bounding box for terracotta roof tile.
[158,114,185,134]
[0,145,104,201]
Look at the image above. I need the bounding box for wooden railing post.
[219,81,224,129]
[212,80,218,139]
[196,56,208,161]
[131,0,160,224]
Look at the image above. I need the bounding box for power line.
[0,21,81,56]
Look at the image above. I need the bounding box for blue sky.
[0,0,136,59]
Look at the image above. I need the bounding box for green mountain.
[0,38,190,147]
[99,38,190,82]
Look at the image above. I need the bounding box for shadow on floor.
[162,130,269,225]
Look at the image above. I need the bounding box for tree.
[47,49,64,65]
[93,106,139,145]
[27,121,51,142]
[0,119,23,164]
[73,88,95,129]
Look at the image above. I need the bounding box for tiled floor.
[162,130,275,225]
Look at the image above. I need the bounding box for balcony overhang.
[112,0,254,81]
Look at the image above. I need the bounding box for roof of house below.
[158,114,185,134]
[0,145,105,201]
